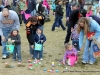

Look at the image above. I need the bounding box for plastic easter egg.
[38,62,41,65]
[55,70,59,73]
[44,68,47,71]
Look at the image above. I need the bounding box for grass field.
[0,11,100,75]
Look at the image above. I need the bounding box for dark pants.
[52,16,66,31]
[64,22,71,43]
[72,40,80,51]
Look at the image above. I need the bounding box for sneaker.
[18,60,22,62]
[78,51,80,53]
[40,58,43,61]
[82,61,88,64]
[34,58,37,61]
[12,59,16,61]
[89,62,94,65]
[2,55,7,59]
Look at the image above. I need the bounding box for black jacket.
[69,9,80,28]
[55,4,64,16]
[28,0,36,11]
[9,34,21,45]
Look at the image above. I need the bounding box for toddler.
[8,28,21,62]
[63,43,78,66]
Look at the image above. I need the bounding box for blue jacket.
[79,18,100,48]
[13,0,17,6]
[28,0,36,11]
[34,33,46,44]
[66,3,71,18]
[52,3,56,10]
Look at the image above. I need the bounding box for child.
[52,1,56,15]
[86,6,92,17]
[96,7,100,18]
[52,0,66,31]
[71,24,80,52]
[63,43,78,66]
[93,1,99,15]
[34,28,46,60]
[8,28,21,62]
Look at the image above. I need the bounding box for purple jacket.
[71,24,79,40]
[63,48,78,61]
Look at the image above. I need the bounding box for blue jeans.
[31,9,36,16]
[29,44,34,56]
[82,38,96,63]
[52,16,66,31]
[34,47,43,59]
[72,39,80,51]
[13,45,21,61]
[1,28,12,56]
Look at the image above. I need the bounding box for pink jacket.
[43,0,50,10]
[86,10,93,17]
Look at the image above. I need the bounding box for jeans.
[52,16,66,31]
[1,28,12,56]
[13,45,21,61]
[31,9,36,16]
[82,38,96,63]
[34,47,43,59]
[29,44,34,56]
[72,40,80,51]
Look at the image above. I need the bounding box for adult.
[26,16,43,58]
[0,8,20,59]
[28,0,36,16]
[64,3,87,43]
[77,17,100,64]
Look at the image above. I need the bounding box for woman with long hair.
[77,17,100,64]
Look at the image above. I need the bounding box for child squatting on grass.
[63,43,78,66]
[8,28,21,62]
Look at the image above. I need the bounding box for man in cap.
[64,3,87,44]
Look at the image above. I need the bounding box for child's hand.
[66,17,69,21]
[8,38,11,42]
[63,60,65,65]
[41,40,43,42]
[71,28,74,32]
[11,40,15,42]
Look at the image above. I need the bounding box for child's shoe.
[12,59,16,61]
[18,60,22,62]
[40,58,43,61]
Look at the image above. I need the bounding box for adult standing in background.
[0,8,20,59]
[28,0,36,16]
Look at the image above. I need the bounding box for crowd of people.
[0,0,100,67]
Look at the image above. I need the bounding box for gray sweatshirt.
[0,10,20,36]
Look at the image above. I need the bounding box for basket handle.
[36,40,42,44]
[6,41,15,45]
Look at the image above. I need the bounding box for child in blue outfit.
[34,27,46,60]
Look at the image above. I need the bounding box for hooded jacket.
[28,0,36,11]
[8,28,21,45]
[34,28,46,44]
